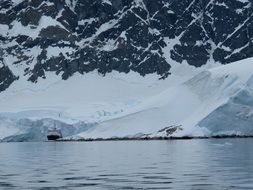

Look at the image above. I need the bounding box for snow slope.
[1,57,253,141]
[0,64,193,140]
[76,57,253,139]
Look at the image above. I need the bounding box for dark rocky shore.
[57,135,253,142]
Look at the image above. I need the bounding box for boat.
[47,126,62,141]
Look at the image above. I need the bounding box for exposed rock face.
[0,49,18,91]
[0,0,253,91]
[0,63,18,92]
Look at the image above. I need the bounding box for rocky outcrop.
[0,63,18,92]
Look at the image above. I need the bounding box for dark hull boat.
[47,128,62,141]
[47,134,62,141]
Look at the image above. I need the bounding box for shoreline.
[2,135,253,143]
[58,135,253,142]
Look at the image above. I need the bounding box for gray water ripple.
[0,139,253,189]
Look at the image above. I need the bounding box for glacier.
[1,57,253,141]
[76,58,253,139]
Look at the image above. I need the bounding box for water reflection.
[0,139,253,189]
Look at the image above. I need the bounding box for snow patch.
[8,16,67,39]
[46,46,75,58]
[102,0,112,5]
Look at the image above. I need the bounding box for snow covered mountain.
[0,0,253,141]
[1,0,253,92]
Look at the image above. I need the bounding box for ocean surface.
[0,139,253,189]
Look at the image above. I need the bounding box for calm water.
[0,139,253,190]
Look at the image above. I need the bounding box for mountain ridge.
[0,0,253,92]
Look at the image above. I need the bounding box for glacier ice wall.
[0,117,94,142]
[198,76,253,136]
